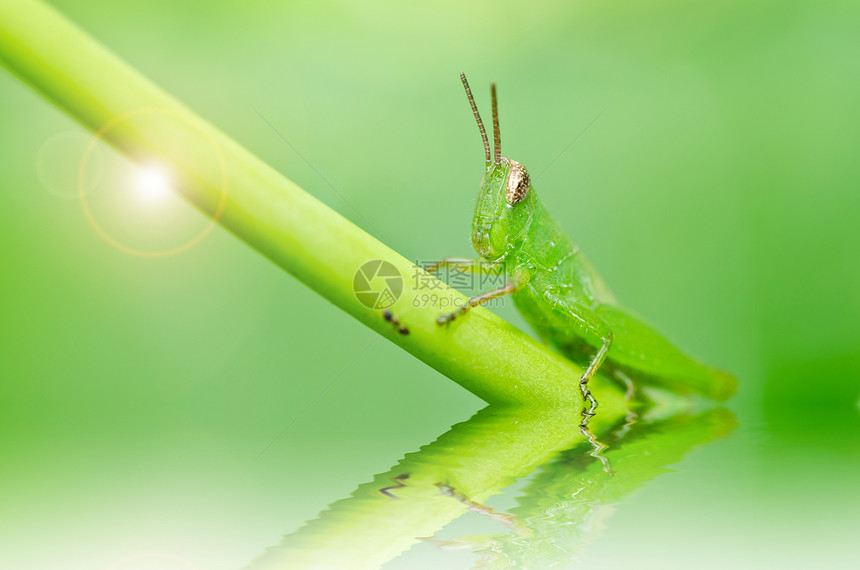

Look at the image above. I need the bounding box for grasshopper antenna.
[491,83,500,166]
[460,72,491,166]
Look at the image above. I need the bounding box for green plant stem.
[0,0,623,406]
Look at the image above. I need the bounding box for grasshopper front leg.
[381,258,499,332]
[436,280,519,325]
[436,269,528,325]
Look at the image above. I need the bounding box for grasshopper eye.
[505,160,530,204]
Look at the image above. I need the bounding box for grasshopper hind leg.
[578,336,612,421]
[518,291,614,416]
[576,337,614,472]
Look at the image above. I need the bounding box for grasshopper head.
[460,74,535,262]
[472,157,535,261]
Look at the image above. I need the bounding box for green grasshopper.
[431,74,736,419]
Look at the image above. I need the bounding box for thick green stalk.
[0,0,623,406]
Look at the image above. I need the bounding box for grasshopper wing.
[595,304,737,401]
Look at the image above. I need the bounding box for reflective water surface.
[1,388,859,569]
[239,397,858,570]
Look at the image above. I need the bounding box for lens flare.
[79,107,228,257]
[134,165,171,202]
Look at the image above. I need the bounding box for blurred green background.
[1,0,858,568]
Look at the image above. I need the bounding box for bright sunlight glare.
[133,165,171,201]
